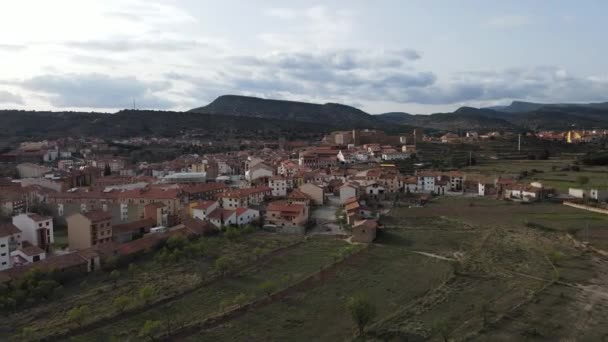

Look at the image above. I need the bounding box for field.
[4,197,608,341]
[466,159,608,192]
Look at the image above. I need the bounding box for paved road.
[308,195,346,235]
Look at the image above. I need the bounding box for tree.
[253,247,264,261]
[113,295,131,314]
[67,305,87,327]
[577,176,590,186]
[138,320,162,341]
[214,255,235,275]
[346,295,376,336]
[139,285,155,304]
[258,280,276,297]
[109,270,121,289]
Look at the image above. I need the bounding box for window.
[46,222,49,226]
[1,253,5,256]
[1,262,5,265]
[0,244,4,248]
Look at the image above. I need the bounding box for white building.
[12,213,54,251]
[337,150,356,164]
[381,152,411,161]
[417,173,437,193]
[269,176,288,197]
[245,163,274,183]
[191,200,219,220]
[234,207,260,226]
[340,184,359,204]
[11,245,46,266]
[160,172,207,184]
[0,223,22,270]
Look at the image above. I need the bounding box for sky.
[1,0,607,114]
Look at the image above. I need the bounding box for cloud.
[66,38,209,52]
[0,44,26,51]
[488,15,531,28]
[0,90,24,104]
[264,8,297,20]
[20,73,173,109]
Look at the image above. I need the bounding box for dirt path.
[410,251,456,261]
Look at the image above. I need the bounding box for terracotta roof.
[113,218,156,235]
[83,210,112,222]
[0,223,21,238]
[117,234,164,256]
[345,201,361,212]
[288,189,312,200]
[353,219,378,230]
[235,207,250,217]
[219,186,271,199]
[207,208,235,220]
[267,201,304,213]
[192,200,217,210]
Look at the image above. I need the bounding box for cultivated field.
[467,159,608,191]
[4,197,608,341]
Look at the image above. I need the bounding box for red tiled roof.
[288,189,312,200]
[192,200,217,210]
[207,208,235,220]
[182,217,218,236]
[267,201,304,213]
[0,223,21,238]
[219,186,271,199]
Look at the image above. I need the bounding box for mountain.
[377,107,518,131]
[487,100,608,113]
[189,95,382,128]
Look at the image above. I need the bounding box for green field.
[71,237,348,341]
[466,159,608,192]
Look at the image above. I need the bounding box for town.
[1,124,608,340]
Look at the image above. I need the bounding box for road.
[308,195,346,235]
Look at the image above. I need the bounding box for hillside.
[377,108,519,131]
[0,109,338,141]
[189,95,383,128]
[487,100,608,113]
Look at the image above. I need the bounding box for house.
[441,133,460,144]
[298,183,324,205]
[446,172,465,192]
[11,244,46,266]
[416,172,438,193]
[1,249,101,281]
[191,200,219,220]
[351,219,377,243]
[245,163,274,184]
[207,208,237,228]
[218,186,271,209]
[180,217,218,237]
[12,213,54,252]
[287,189,312,207]
[0,223,22,270]
[340,183,359,204]
[144,202,169,227]
[269,176,288,197]
[66,210,113,250]
[478,181,497,196]
[234,207,260,226]
[402,177,418,193]
[265,202,308,227]
[344,199,361,224]
[365,183,386,199]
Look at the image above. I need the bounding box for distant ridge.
[189,95,382,128]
